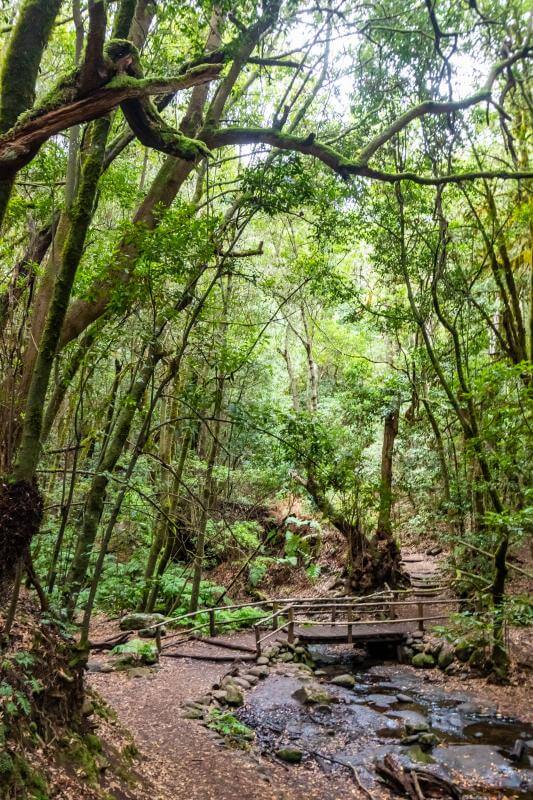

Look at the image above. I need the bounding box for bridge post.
[272,602,279,630]
[347,607,353,644]
[254,625,261,657]
[287,607,295,644]
[331,604,337,623]
[209,609,217,637]
[417,601,424,631]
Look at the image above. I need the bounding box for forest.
[0,1,531,799]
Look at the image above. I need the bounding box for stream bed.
[237,651,533,798]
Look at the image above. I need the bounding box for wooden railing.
[136,581,454,655]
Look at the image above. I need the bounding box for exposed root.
[0,479,42,586]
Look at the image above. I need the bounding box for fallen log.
[161,651,256,662]
[192,635,256,653]
[89,632,129,650]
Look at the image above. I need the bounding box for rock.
[100,663,114,674]
[314,669,327,676]
[405,720,430,735]
[277,652,294,662]
[438,643,455,670]
[330,673,356,688]
[241,674,259,686]
[411,653,435,669]
[196,696,212,706]
[398,646,414,663]
[182,708,205,719]
[426,545,443,556]
[454,639,475,662]
[81,699,94,716]
[326,728,336,736]
[127,667,152,678]
[139,626,166,638]
[224,686,244,706]
[411,631,424,640]
[396,694,412,704]
[295,646,306,655]
[220,676,236,688]
[247,666,269,678]
[119,613,166,632]
[292,685,335,705]
[232,677,252,690]
[211,690,227,701]
[276,747,303,764]
[315,704,332,714]
[256,656,269,665]
[468,648,486,670]
[418,732,440,750]
[411,643,425,653]
[263,646,280,658]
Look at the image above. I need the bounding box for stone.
[278,652,294,662]
[276,747,303,764]
[418,732,440,750]
[405,720,430,735]
[315,704,332,714]
[241,674,259,686]
[438,643,455,670]
[292,685,335,705]
[119,613,166,631]
[182,708,205,719]
[100,663,114,674]
[139,626,166,638]
[468,648,486,670]
[221,676,236,688]
[224,686,244,706]
[247,666,269,678]
[232,677,252,690]
[411,631,424,640]
[411,652,435,669]
[263,646,280,658]
[211,690,227,701]
[256,656,269,665]
[454,639,475,662]
[127,667,152,678]
[426,545,443,556]
[329,673,356,688]
[396,694,412,704]
[81,699,94,716]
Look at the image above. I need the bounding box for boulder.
[182,708,205,719]
[292,685,335,705]
[247,665,269,678]
[277,652,294,662]
[396,693,412,704]
[330,674,356,688]
[411,653,435,669]
[276,747,303,764]
[241,674,259,686]
[119,613,166,632]
[256,656,269,666]
[139,626,166,638]
[224,685,244,706]
[437,643,455,670]
[232,677,252,690]
[405,720,430,736]
[468,648,486,670]
[454,639,475,662]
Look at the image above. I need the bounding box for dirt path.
[89,633,367,800]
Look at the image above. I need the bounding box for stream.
[237,649,533,798]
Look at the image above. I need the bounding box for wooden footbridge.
[252,585,458,656]
[134,571,460,660]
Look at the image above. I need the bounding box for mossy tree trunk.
[0,0,62,226]
[0,119,109,585]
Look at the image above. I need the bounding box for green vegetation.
[0,6,531,795]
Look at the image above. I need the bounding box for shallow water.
[238,656,533,797]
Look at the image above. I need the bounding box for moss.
[84,733,102,754]
[0,753,49,799]
[0,0,62,133]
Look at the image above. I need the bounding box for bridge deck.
[294,622,413,644]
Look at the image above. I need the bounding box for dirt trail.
[89,633,366,800]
